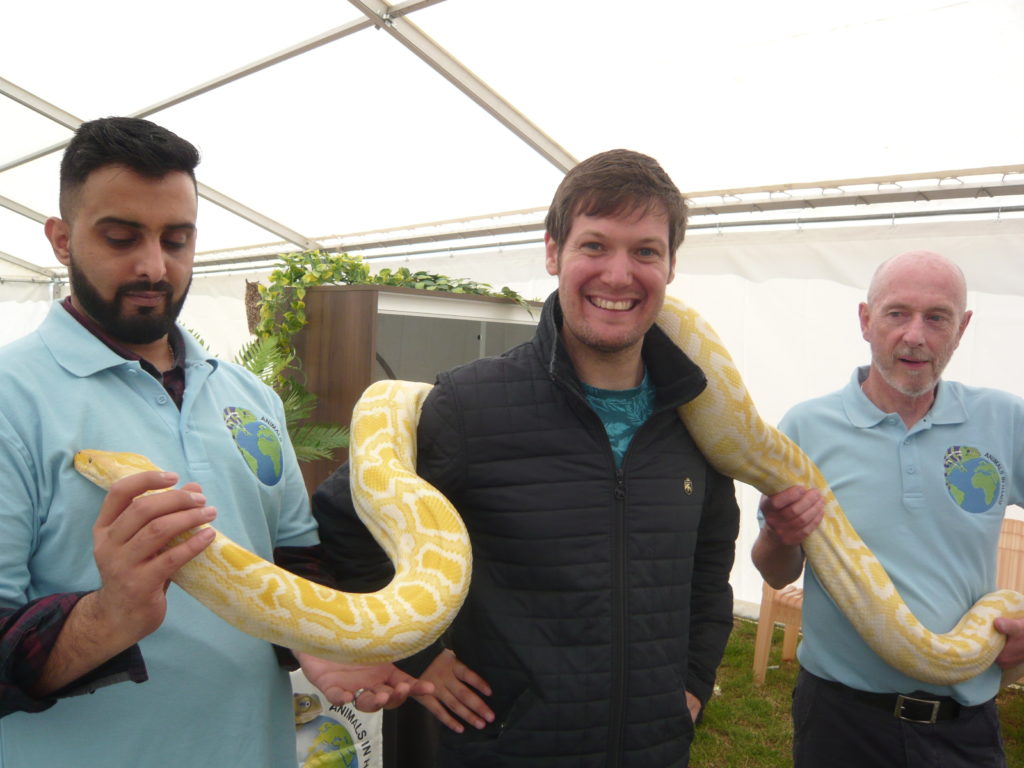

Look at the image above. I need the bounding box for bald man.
[753,251,1024,768]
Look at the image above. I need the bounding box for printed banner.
[290,670,383,768]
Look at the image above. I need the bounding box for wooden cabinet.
[292,284,541,493]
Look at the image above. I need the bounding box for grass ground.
[689,618,1024,768]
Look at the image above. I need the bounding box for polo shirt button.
[157,395,169,405]
[907,466,917,474]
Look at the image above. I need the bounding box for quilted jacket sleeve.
[311,463,395,594]
[685,467,740,706]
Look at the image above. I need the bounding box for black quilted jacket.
[313,292,740,767]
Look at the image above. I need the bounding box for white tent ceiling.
[4,0,1024,612]
[2,0,1023,280]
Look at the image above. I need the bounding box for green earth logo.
[223,407,283,486]
[943,445,1001,514]
[298,717,359,768]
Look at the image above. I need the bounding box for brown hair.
[544,149,688,257]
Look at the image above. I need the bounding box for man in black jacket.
[314,149,740,767]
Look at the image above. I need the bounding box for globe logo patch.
[943,445,1002,514]
[223,406,283,486]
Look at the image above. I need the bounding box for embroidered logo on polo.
[943,445,1005,514]
[223,406,284,486]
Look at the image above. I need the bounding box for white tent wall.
[3,217,1022,615]
[0,281,53,346]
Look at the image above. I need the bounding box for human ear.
[955,309,973,344]
[858,302,871,340]
[44,217,71,266]
[544,233,559,276]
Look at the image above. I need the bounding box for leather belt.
[814,674,966,724]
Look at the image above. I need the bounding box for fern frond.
[289,423,350,462]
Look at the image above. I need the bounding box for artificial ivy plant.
[247,249,529,463]
[254,249,528,347]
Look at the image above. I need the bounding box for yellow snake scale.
[75,296,1024,683]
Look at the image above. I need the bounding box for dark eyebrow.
[96,216,142,229]
[95,216,196,232]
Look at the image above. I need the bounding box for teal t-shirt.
[583,372,656,467]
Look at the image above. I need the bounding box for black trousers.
[792,669,1006,768]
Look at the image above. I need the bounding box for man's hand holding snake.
[760,486,826,547]
[90,470,216,643]
[753,486,824,589]
[32,470,215,697]
[297,654,433,713]
[994,618,1024,670]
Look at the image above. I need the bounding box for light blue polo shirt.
[0,304,318,767]
[785,366,1024,705]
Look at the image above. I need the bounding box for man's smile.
[589,296,639,312]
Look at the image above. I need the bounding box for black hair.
[59,116,200,219]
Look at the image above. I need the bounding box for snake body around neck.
[75,296,1024,682]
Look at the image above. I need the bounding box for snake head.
[74,449,164,491]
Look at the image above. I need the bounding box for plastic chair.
[752,581,803,685]
[997,517,1024,685]
[997,518,1024,592]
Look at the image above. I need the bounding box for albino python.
[77,296,1024,683]
[75,381,471,665]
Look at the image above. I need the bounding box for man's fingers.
[763,486,807,512]
[153,524,216,574]
[436,680,493,729]
[94,470,179,528]
[102,488,209,550]
[416,693,465,733]
[408,679,435,697]
[454,663,492,697]
[417,690,472,733]
[353,686,391,712]
[97,502,216,591]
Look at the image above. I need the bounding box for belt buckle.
[894,694,940,724]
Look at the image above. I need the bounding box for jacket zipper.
[552,371,672,765]
[609,465,627,767]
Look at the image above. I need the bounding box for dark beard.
[67,254,191,344]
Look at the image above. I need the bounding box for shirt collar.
[60,297,183,378]
[39,300,213,378]
[841,364,967,429]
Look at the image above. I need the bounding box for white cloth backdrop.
[3,216,1023,614]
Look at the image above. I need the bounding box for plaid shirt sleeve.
[0,593,147,718]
